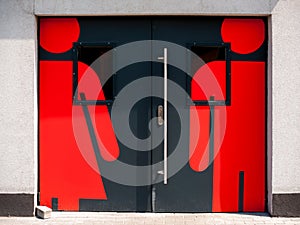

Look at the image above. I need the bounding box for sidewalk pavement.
[0,212,300,225]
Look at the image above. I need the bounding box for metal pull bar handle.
[157,48,168,185]
[163,48,168,185]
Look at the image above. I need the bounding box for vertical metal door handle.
[158,48,168,184]
[158,48,168,185]
[163,48,168,185]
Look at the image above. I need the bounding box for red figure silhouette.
[39,18,119,210]
[190,19,265,212]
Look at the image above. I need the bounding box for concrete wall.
[0,0,299,216]
[0,0,36,216]
[0,0,36,194]
[270,0,300,216]
[271,0,300,195]
[34,0,279,15]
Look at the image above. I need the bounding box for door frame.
[37,16,271,213]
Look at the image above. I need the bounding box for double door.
[78,17,218,212]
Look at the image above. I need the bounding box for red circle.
[40,18,80,53]
[221,19,265,54]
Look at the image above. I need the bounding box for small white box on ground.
[36,206,52,219]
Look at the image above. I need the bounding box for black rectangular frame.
[186,42,231,106]
[72,42,117,106]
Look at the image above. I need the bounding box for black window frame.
[186,42,231,106]
[72,42,116,106]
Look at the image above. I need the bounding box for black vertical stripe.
[209,96,215,163]
[52,197,58,211]
[239,171,245,212]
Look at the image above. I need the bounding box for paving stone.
[1,213,300,225]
